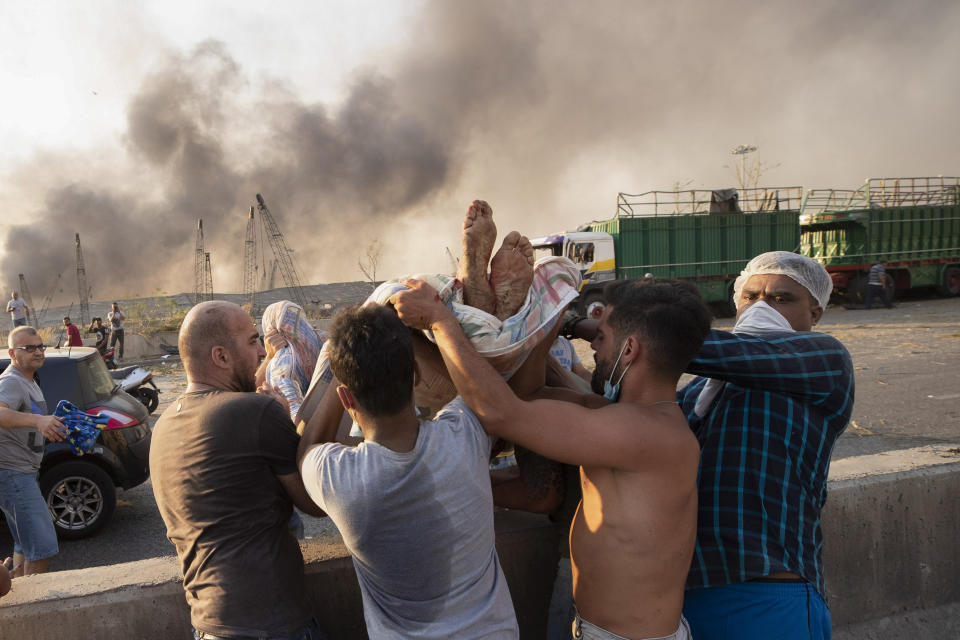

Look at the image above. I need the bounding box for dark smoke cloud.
[3,0,959,304]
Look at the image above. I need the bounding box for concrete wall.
[2,463,957,638]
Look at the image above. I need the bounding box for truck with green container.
[531,176,960,315]
[799,176,960,301]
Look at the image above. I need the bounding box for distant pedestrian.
[62,317,82,347]
[6,292,29,329]
[88,317,109,354]
[107,302,125,361]
[865,262,892,309]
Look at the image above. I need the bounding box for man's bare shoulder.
[580,401,697,469]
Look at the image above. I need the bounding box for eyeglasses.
[14,344,46,353]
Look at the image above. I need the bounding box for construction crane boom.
[194,219,205,305]
[35,273,61,327]
[17,274,33,310]
[75,233,90,327]
[254,194,308,309]
[203,252,213,300]
[242,207,259,315]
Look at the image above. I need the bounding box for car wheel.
[134,387,160,414]
[39,461,116,540]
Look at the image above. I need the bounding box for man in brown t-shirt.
[151,301,325,638]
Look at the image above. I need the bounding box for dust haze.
[2,0,958,304]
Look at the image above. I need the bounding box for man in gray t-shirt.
[6,292,28,328]
[298,304,518,639]
[0,326,68,575]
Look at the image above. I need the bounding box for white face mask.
[602,340,632,402]
[734,300,795,335]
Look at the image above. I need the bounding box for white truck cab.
[531,231,616,294]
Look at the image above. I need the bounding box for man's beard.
[232,367,257,393]
[590,357,607,395]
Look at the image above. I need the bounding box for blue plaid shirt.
[677,329,854,598]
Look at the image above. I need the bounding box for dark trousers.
[110,328,125,358]
[865,284,891,309]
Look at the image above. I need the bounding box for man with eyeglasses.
[0,326,68,576]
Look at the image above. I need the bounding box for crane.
[34,273,62,328]
[194,219,206,305]
[254,194,308,309]
[242,207,259,315]
[203,252,213,300]
[75,233,90,327]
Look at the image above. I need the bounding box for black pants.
[110,328,125,358]
[865,284,891,309]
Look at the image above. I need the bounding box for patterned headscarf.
[261,301,325,422]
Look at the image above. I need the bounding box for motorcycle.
[100,346,117,370]
[110,365,160,414]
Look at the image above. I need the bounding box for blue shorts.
[0,469,59,561]
[683,581,830,640]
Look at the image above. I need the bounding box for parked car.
[0,346,152,539]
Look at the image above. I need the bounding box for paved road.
[3,296,959,571]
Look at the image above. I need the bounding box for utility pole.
[75,234,90,327]
[254,194,308,309]
[194,219,205,305]
[242,206,259,316]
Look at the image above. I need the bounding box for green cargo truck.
[799,176,960,301]
[531,187,803,314]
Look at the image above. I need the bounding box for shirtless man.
[391,277,712,640]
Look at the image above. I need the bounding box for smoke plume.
[2,0,959,304]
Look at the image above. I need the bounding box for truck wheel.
[579,291,605,317]
[39,461,116,540]
[848,274,869,305]
[937,266,960,297]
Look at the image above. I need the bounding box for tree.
[358,238,383,289]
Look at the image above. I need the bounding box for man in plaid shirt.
[678,252,854,640]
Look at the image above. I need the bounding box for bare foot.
[490,231,535,320]
[457,200,497,314]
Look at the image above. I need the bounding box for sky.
[1,0,958,305]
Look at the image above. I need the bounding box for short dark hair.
[603,278,712,379]
[327,304,415,417]
[63,316,71,323]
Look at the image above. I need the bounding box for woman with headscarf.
[257,300,325,425]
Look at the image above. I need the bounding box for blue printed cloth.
[53,400,109,455]
[677,329,854,599]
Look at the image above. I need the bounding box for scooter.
[110,365,160,414]
[100,346,117,370]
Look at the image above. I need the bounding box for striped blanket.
[297,256,581,430]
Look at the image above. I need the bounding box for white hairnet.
[732,251,832,309]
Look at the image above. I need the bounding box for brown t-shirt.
[150,389,312,636]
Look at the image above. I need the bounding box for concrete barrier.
[2,457,957,638]
[0,511,560,639]
[120,331,180,361]
[825,453,960,635]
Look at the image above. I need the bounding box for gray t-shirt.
[0,366,47,473]
[7,298,26,322]
[302,397,519,639]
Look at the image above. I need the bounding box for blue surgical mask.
[602,341,632,402]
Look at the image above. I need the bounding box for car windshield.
[78,355,117,401]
